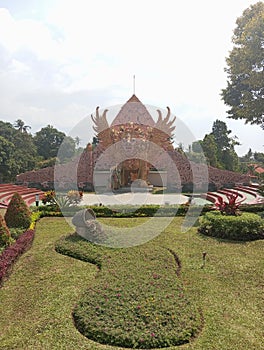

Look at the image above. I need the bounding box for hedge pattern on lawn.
[55,233,202,349]
[198,211,264,241]
[4,192,31,229]
[0,229,35,287]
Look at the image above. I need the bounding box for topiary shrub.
[4,193,31,229]
[0,214,13,247]
[198,211,264,241]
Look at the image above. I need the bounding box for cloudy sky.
[0,0,263,155]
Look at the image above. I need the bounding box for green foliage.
[0,121,38,182]
[0,214,13,247]
[201,134,219,167]
[36,157,57,169]
[13,119,31,133]
[239,203,264,213]
[1,217,263,349]
[198,211,264,241]
[35,203,212,219]
[254,151,264,164]
[257,183,264,197]
[191,120,241,171]
[210,120,240,171]
[4,193,31,229]
[221,2,264,128]
[57,136,76,163]
[34,125,66,159]
[56,234,202,348]
[9,227,25,240]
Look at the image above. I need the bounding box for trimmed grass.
[0,217,263,349]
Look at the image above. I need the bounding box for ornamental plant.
[4,193,31,229]
[42,190,56,205]
[0,214,13,247]
[66,190,82,205]
[215,192,241,216]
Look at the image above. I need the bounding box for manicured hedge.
[239,203,264,213]
[55,234,202,348]
[0,229,35,287]
[36,204,213,218]
[198,211,264,241]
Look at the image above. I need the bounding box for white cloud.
[0,1,262,156]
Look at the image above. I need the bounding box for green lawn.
[0,217,263,349]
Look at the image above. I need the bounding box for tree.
[0,136,15,182]
[57,136,76,162]
[192,141,203,153]
[254,151,264,164]
[74,136,81,147]
[201,134,219,167]
[221,2,264,128]
[13,119,31,133]
[210,120,240,171]
[34,125,66,159]
[0,121,38,182]
[211,120,233,151]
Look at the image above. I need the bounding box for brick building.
[16,95,250,191]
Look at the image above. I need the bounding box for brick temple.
[16,95,250,191]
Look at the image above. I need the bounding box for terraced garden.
[0,216,263,349]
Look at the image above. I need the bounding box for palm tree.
[74,136,81,147]
[13,119,31,133]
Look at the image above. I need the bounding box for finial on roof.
[133,75,135,95]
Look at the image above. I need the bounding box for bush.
[9,227,25,240]
[0,229,35,287]
[198,211,264,241]
[0,214,13,247]
[239,203,264,213]
[4,193,31,229]
[34,204,212,219]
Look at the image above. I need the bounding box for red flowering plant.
[215,192,241,216]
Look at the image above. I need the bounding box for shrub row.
[36,204,213,218]
[0,229,35,287]
[198,211,264,241]
[239,203,264,213]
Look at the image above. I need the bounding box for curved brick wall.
[16,148,250,190]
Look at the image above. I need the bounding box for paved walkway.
[81,192,189,206]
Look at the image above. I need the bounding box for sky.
[0,0,263,156]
